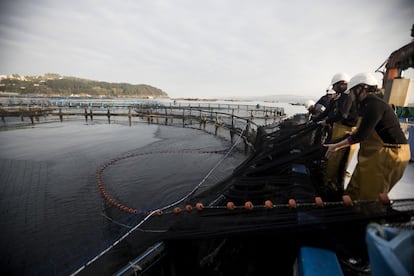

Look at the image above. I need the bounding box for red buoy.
[185,204,193,212]
[173,207,181,214]
[244,201,253,210]
[227,201,235,210]
[264,200,273,209]
[315,197,324,207]
[342,195,353,206]
[196,202,204,211]
[288,199,297,209]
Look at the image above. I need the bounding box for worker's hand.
[306,120,315,126]
[323,143,337,159]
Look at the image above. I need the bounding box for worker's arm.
[323,137,352,158]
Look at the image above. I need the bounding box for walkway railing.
[0,102,287,153]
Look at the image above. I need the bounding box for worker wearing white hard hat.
[345,72,378,92]
[310,88,337,123]
[330,72,350,86]
[305,99,316,109]
[305,99,316,120]
[324,72,410,200]
[312,73,350,123]
[314,72,359,200]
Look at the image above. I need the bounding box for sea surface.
[0,117,250,275]
[0,100,412,275]
[1,99,285,276]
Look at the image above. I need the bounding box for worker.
[309,88,336,122]
[324,72,410,200]
[313,73,359,199]
[304,99,316,120]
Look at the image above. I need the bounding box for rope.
[70,210,158,276]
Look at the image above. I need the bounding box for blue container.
[408,125,414,162]
[365,223,414,276]
[297,246,343,276]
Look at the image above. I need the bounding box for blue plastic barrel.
[297,246,343,276]
[365,223,414,276]
[408,125,414,162]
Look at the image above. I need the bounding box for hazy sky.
[1,0,413,100]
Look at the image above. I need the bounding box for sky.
[0,0,413,101]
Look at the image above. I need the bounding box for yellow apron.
[323,122,357,192]
[345,131,410,200]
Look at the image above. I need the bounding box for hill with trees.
[0,73,169,98]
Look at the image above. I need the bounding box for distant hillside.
[0,73,169,98]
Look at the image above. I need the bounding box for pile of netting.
[148,117,413,238]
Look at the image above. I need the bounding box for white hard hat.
[345,72,379,94]
[305,99,315,109]
[326,89,336,95]
[330,73,350,85]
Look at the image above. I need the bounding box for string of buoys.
[96,149,229,214]
[151,193,391,216]
[96,150,391,216]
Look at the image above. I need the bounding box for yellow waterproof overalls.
[345,130,410,200]
[323,122,357,192]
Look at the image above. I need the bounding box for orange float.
[226,201,235,210]
[185,204,193,212]
[173,207,181,214]
[342,195,353,206]
[379,193,390,205]
[315,197,324,207]
[288,199,297,209]
[195,202,204,211]
[264,200,273,209]
[244,201,253,210]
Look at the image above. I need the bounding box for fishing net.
[133,119,413,276]
[143,119,413,238]
[77,114,414,276]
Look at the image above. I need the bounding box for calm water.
[0,120,245,275]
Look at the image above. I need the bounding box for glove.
[306,120,315,126]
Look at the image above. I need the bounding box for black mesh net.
[79,116,414,276]
[139,119,412,276]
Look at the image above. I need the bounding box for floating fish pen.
[0,100,285,131]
